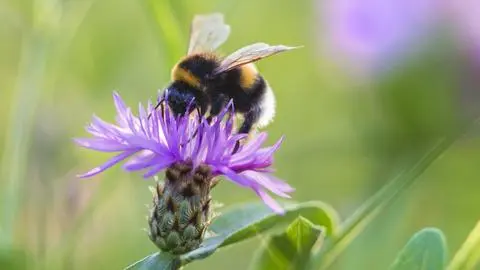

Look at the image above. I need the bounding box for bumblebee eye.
[166,87,197,115]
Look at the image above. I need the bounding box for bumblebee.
[158,13,299,136]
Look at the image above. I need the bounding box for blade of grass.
[0,25,50,247]
[447,220,480,270]
[307,120,478,270]
[140,0,186,68]
[0,0,95,247]
[0,1,27,31]
[49,0,95,75]
[55,174,124,269]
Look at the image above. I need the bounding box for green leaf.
[287,217,323,252]
[126,200,339,269]
[182,200,338,264]
[252,216,323,270]
[124,252,180,270]
[447,221,480,270]
[389,228,447,270]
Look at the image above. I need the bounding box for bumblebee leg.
[233,106,261,153]
[238,106,261,134]
[207,94,228,123]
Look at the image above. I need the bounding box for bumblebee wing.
[187,13,231,54]
[212,43,300,75]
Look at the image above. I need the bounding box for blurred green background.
[1,0,480,269]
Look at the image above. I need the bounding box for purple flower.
[319,0,440,74]
[446,0,480,61]
[75,92,293,214]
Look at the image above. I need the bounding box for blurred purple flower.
[75,92,293,213]
[320,0,440,73]
[446,0,480,60]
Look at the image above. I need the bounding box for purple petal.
[142,159,175,178]
[151,108,162,143]
[205,121,222,161]
[242,171,294,198]
[191,123,205,165]
[91,115,126,138]
[218,166,253,188]
[224,111,234,136]
[137,103,149,138]
[213,102,232,127]
[113,92,129,126]
[254,167,276,173]
[224,134,248,154]
[229,133,268,164]
[125,108,140,135]
[122,150,158,170]
[77,150,137,178]
[255,188,285,215]
[73,138,132,152]
[211,123,228,160]
[84,125,106,138]
[125,135,170,156]
[165,110,180,158]
[113,91,127,112]
[253,136,284,164]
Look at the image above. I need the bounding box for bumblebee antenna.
[148,98,166,120]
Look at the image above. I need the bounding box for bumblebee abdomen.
[238,63,259,90]
[256,82,275,128]
[209,66,265,114]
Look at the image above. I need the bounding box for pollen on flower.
[75,91,294,254]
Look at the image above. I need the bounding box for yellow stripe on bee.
[171,65,201,88]
[239,64,258,89]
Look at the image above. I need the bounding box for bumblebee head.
[164,85,198,117]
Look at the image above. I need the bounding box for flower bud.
[148,162,214,254]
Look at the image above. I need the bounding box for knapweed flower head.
[76,91,293,253]
[75,92,293,213]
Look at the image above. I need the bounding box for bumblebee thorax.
[171,53,220,88]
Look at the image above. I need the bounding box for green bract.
[148,163,214,254]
